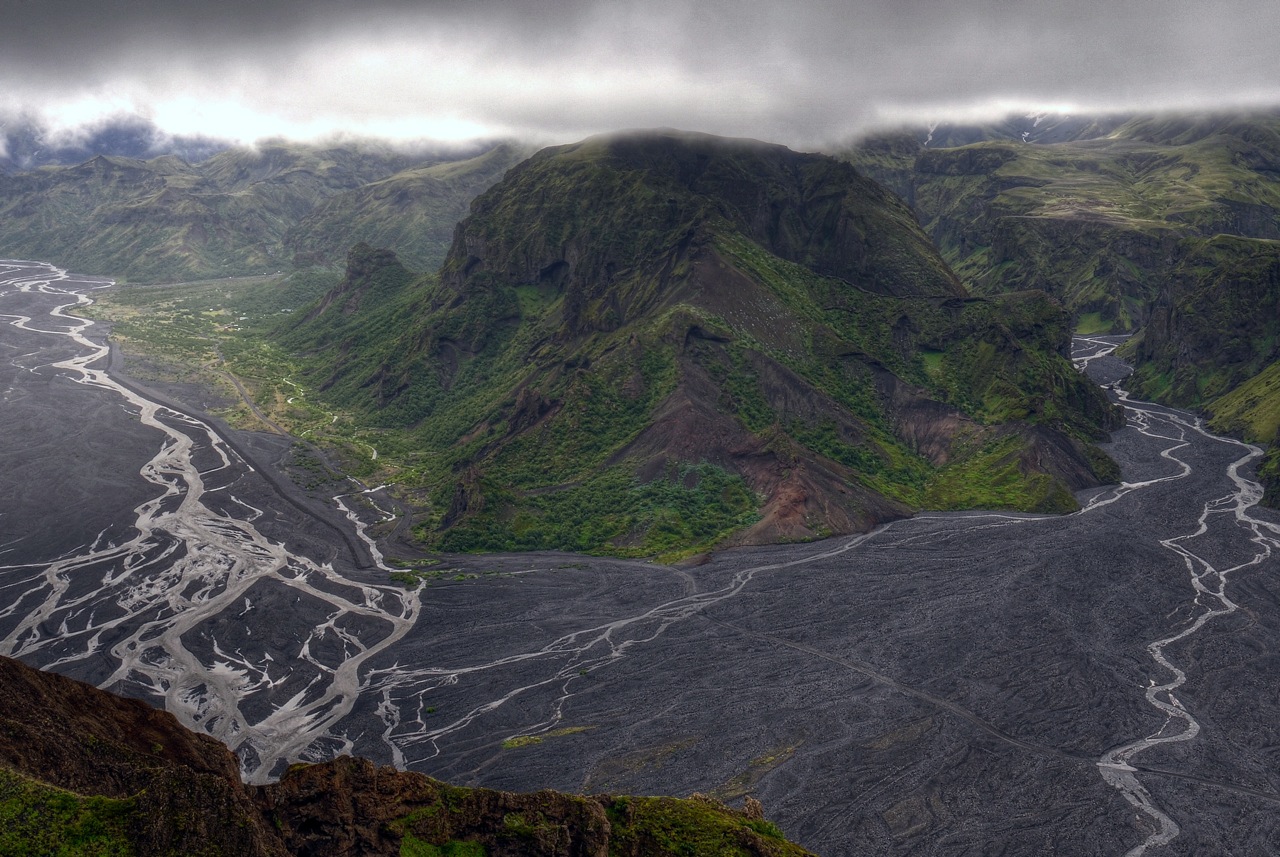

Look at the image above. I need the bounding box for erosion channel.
[2,260,1279,855]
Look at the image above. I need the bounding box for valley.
[4,259,1279,854]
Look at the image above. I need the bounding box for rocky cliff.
[0,655,813,856]
[846,111,1280,333]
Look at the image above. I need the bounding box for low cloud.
[4,0,1280,148]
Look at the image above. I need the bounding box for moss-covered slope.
[0,655,813,857]
[278,131,1119,556]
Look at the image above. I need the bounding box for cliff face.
[0,655,814,856]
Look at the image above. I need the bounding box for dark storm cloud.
[3,0,1279,146]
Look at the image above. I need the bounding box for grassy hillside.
[0,140,513,283]
[1125,234,1280,503]
[274,131,1119,558]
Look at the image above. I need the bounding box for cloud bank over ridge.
[5,0,1280,148]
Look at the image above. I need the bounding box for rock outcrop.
[0,655,814,856]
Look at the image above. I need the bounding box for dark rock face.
[0,656,286,856]
[0,655,813,856]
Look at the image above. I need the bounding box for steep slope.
[0,140,508,282]
[0,655,813,856]
[845,111,1280,332]
[279,131,1119,556]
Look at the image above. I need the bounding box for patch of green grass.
[923,434,1077,513]
[0,769,136,857]
[605,795,810,856]
[501,726,593,749]
[1074,311,1112,335]
[401,837,486,857]
[434,462,759,559]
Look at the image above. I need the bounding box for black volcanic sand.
[6,274,1280,856]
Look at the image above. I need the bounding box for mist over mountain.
[0,115,232,172]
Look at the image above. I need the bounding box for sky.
[3,0,1280,150]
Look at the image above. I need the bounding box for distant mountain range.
[0,119,527,282]
[0,115,230,171]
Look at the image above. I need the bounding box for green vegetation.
[1121,233,1280,506]
[606,794,809,856]
[0,140,519,283]
[923,434,1076,514]
[89,131,1119,559]
[501,726,593,750]
[401,837,486,857]
[0,769,135,857]
[846,112,1280,330]
[288,143,531,272]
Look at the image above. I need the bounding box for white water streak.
[0,260,419,783]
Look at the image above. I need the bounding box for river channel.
[2,260,1279,855]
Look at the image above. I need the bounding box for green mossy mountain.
[279,131,1119,556]
[846,111,1280,332]
[0,655,813,857]
[0,140,517,283]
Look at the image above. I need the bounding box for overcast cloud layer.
[4,0,1280,148]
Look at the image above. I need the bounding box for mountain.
[847,111,1280,506]
[0,654,813,856]
[0,139,515,282]
[0,115,231,172]
[277,130,1120,557]
[845,111,1280,332]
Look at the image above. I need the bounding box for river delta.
[2,260,1279,855]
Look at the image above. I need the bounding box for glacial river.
[3,260,1279,855]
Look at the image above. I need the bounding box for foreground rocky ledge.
[0,655,813,856]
